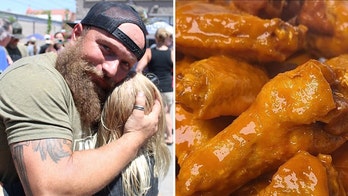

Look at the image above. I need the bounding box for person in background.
[164,27,173,49]
[0,2,160,195]
[5,22,28,62]
[39,34,53,54]
[53,31,65,52]
[26,36,39,56]
[136,27,174,145]
[44,39,57,53]
[0,18,13,73]
[95,72,170,196]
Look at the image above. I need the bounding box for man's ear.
[71,23,84,41]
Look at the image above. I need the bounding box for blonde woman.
[95,72,171,196]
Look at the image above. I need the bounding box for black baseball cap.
[12,22,24,39]
[67,2,147,60]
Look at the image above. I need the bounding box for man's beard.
[55,40,109,131]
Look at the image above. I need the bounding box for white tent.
[146,21,173,35]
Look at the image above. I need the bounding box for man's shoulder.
[13,52,56,67]
[0,53,59,82]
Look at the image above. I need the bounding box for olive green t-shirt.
[0,53,95,184]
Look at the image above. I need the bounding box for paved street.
[159,144,174,196]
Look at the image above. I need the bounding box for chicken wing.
[318,55,348,137]
[258,151,345,195]
[176,55,269,120]
[176,60,348,196]
[175,103,233,166]
[232,0,303,22]
[176,2,307,63]
[332,141,348,195]
[299,0,348,58]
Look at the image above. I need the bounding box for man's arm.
[6,54,12,65]
[10,92,161,196]
[171,48,174,64]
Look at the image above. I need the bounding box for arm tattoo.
[32,139,71,163]
[11,139,71,195]
[12,142,33,196]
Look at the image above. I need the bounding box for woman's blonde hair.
[155,27,170,46]
[96,72,171,196]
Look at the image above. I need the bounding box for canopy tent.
[146,21,173,36]
[26,33,45,41]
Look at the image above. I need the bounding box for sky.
[0,0,76,14]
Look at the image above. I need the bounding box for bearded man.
[0,2,161,195]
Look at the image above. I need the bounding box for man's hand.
[123,91,161,144]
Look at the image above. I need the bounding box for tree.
[46,11,52,34]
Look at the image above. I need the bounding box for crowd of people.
[0,1,173,196]
[0,20,67,73]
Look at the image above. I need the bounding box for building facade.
[0,0,173,45]
[75,0,173,25]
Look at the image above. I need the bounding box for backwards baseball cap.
[68,2,147,60]
[12,22,24,39]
